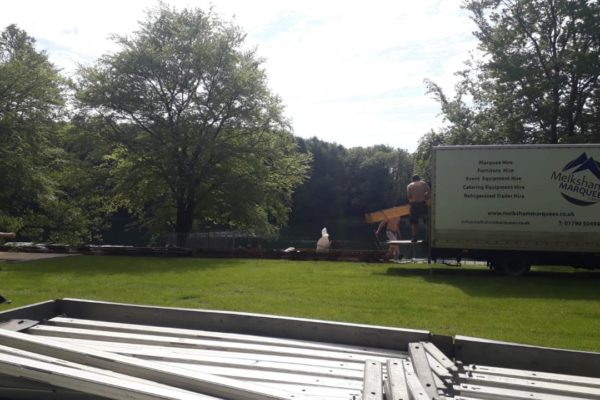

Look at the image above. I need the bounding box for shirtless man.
[406,175,430,242]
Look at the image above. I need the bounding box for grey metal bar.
[403,360,432,400]
[47,317,406,358]
[0,329,319,400]
[385,359,409,400]
[462,363,600,388]
[0,387,106,400]
[362,360,383,400]
[0,351,218,400]
[56,298,430,351]
[409,343,440,399]
[454,383,587,400]
[423,342,457,373]
[459,371,600,399]
[429,334,454,360]
[455,335,600,378]
[0,319,40,332]
[0,300,58,321]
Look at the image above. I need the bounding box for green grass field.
[1,255,599,352]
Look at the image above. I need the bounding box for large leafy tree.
[0,25,74,240]
[76,6,309,245]
[420,0,600,165]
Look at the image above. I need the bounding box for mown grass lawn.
[1,255,599,352]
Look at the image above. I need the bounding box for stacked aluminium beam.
[0,312,600,399]
[0,316,406,399]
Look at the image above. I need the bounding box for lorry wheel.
[499,257,531,276]
[489,259,502,273]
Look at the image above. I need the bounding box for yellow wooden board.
[364,204,410,224]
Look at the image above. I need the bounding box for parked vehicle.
[428,144,600,275]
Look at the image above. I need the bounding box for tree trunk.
[175,196,194,248]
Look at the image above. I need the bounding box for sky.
[0,0,478,152]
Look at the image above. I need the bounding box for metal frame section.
[362,360,383,400]
[0,300,57,321]
[56,298,430,350]
[0,319,40,331]
[408,343,440,399]
[460,364,600,389]
[0,329,326,400]
[44,317,407,358]
[1,300,600,400]
[455,335,600,378]
[385,359,409,400]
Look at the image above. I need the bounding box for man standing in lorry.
[407,175,430,242]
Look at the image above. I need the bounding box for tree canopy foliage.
[291,138,413,224]
[0,25,77,240]
[75,5,310,244]
[417,0,600,172]
[0,5,427,246]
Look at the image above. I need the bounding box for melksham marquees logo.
[550,153,600,206]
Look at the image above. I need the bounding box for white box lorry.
[430,144,600,275]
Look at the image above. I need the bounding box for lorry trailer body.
[430,144,600,275]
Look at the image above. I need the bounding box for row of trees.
[1,7,314,245]
[0,6,413,245]
[2,0,599,245]
[416,0,600,176]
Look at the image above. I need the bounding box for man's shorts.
[409,202,428,224]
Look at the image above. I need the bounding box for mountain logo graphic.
[554,153,600,206]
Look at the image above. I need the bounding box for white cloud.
[0,0,478,152]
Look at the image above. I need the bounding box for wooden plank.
[56,298,430,351]
[0,352,218,400]
[28,325,399,363]
[0,328,321,400]
[423,342,457,373]
[47,317,407,358]
[403,360,432,400]
[462,364,600,389]
[454,383,587,400]
[364,205,410,224]
[385,359,409,400]
[409,342,439,399]
[459,371,600,399]
[362,360,383,400]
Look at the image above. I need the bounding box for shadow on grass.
[382,266,600,301]
[2,255,250,276]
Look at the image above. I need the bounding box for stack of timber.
[0,299,599,400]
[364,205,411,224]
